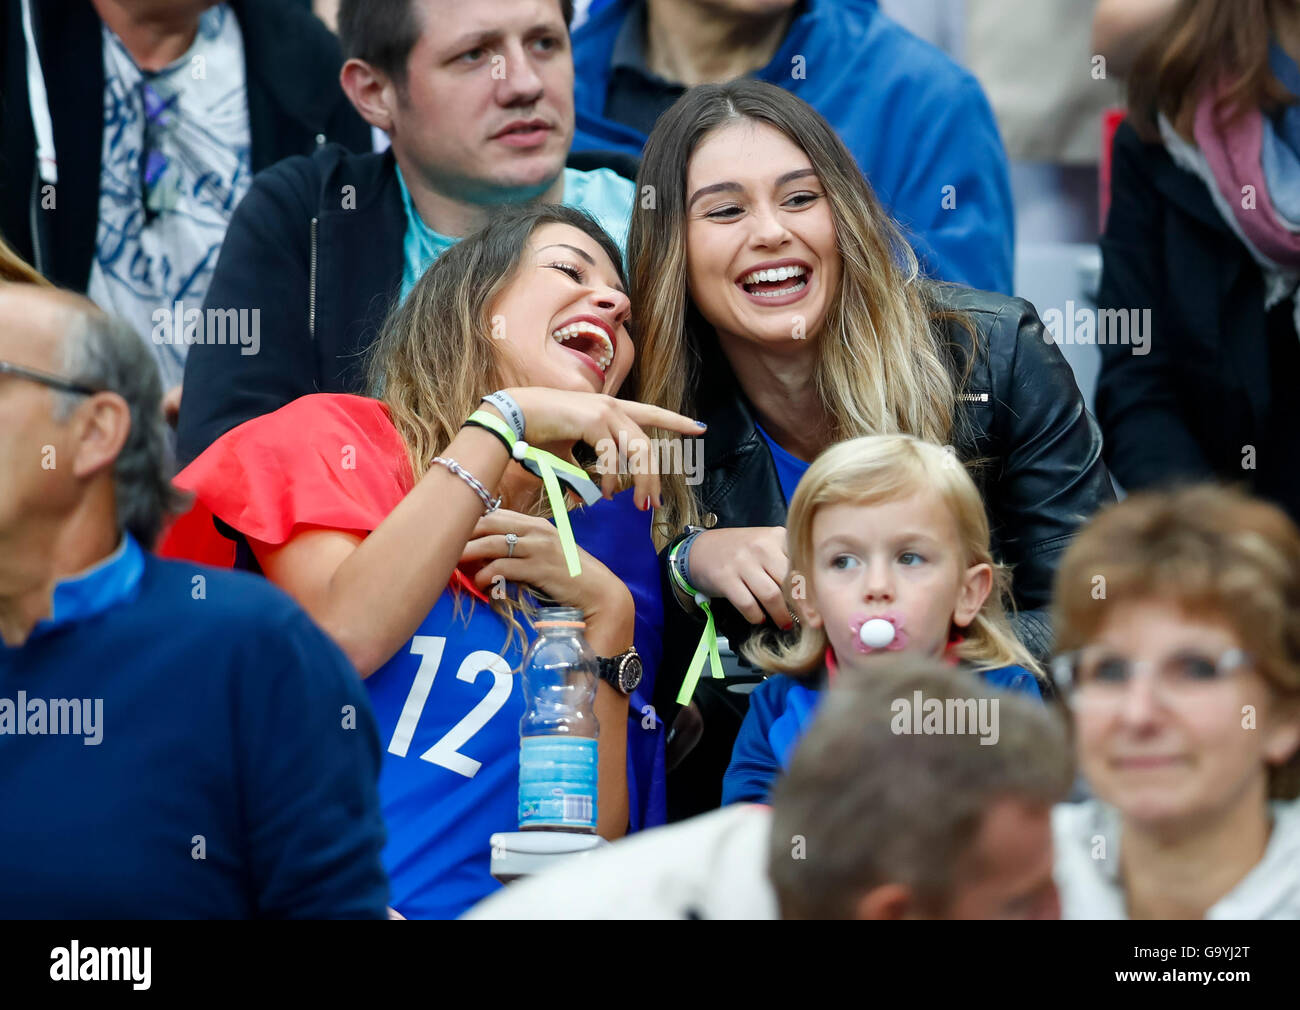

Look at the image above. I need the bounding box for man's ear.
[340,58,399,134]
[853,883,915,920]
[70,392,130,480]
[953,562,993,629]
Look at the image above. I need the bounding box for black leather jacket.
[660,282,1115,697]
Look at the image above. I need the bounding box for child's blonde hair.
[743,434,1040,678]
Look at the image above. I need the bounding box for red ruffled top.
[159,393,486,600]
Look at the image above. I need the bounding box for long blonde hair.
[743,435,1041,679]
[629,80,976,546]
[365,204,630,644]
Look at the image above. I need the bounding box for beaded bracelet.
[431,456,501,514]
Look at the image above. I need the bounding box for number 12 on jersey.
[387,635,514,779]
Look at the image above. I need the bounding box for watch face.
[618,653,643,693]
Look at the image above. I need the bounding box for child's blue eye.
[899,552,925,566]
[831,555,858,570]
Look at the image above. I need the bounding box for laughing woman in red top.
[163,205,702,917]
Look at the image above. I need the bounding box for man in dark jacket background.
[0,0,370,412]
[175,0,638,466]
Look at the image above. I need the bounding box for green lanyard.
[463,410,601,578]
[667,542,725,706]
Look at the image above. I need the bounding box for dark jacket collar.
[693,353,785,523]
[691,281,980,519]
[308,145,406,392]
[1115,119,1237,238]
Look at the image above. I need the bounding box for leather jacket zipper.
[309,216,318,339]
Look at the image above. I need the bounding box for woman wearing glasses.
[1050,485,1300,919]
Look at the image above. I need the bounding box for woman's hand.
[686,526,792,627]
[462,509,632,841]
[493,388,706,506]
[462,509,635,641]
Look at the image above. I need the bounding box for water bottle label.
[518,737,598,830]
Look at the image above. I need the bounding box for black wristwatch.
[597,648,643,695]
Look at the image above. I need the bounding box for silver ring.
[505,532,519,558]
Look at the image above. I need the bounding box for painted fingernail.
[695,420,708,429]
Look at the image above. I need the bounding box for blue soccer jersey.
[367,489,660,919]
[168,394,667,918]
[365,586,525,919]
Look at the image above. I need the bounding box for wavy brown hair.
[1053,484,1300,800]
[1127,0,1299,139]
[629,80,974,547]
[366,203,630,642]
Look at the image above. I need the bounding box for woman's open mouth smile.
[551,316,615,385]
[735,259,813,307]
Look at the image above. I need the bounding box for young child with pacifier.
[722,434,1046,804]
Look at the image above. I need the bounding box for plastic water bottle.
[518,606,599,833]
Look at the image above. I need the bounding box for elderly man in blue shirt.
[571,0,1015,294]
[0,284,389,919]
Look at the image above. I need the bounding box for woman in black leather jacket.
[625,82,1113,809]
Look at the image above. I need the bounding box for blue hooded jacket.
[570,0,1015,293]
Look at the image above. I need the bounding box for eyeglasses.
[1051,646,1252,708]
[0,360,102,396]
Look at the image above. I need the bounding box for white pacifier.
[858,618,896,649]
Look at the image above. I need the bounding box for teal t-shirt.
[396,166,636,301]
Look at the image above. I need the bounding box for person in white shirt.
[1050,485,1300,919]
[467,656,1072,920]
